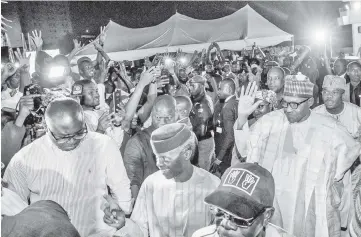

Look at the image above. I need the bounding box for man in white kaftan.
[113,123,220,237]
[3,98,132,237]
[235,75,361,237]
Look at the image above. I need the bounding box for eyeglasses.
[216,207,266,228]
[48,125,88,144]
[280,98,309,109]
[256,103,269,110]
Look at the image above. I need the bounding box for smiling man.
[3,98,132,237]
[116,123,220,237]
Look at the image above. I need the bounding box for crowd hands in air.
[1,21,361,237]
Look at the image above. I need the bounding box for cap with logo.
[322,75,346,91]
[204,162,275,219]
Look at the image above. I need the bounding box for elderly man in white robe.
[113,123,220,237]
[234,73,361,237]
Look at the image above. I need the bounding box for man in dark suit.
[211,79,238,175]
[344,61,361,106]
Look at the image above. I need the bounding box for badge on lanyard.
[216,127,223,133]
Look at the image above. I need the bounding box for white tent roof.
[75,4,292,61]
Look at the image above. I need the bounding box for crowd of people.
[1,24,361,237]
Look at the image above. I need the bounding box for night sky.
[68,1,351,47]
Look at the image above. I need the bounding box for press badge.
[216,127,223,133]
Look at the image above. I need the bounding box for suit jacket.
[344,81,361,106]
[213,96,238,168]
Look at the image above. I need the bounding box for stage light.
[180,57,187,64]
[314,29,326,44]
[49,66,65,78]
[164,57,173,65]
[14,62,20,68]
[85,29,89,33]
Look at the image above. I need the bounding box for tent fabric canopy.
[76,4,293,61]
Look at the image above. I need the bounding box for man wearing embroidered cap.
[115,123,220,237]
[313,75,361,222]
[193,162,293,237]
[313,75,361,141]
[234,76,361,237]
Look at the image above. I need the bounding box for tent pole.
[291,36,295,52]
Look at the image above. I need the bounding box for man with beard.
[71,80,111,133]
[123,95,177,199]
[235,73,360,237]
[192,162,293,237]
[266,67,285,108]
[187,75,215,170]
[115,123,220,237]
[344,61,361,106]
[211,79,238,175]
[3,98,132,237]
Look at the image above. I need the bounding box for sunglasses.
[216,207,266,228]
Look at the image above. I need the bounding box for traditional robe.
[115,166,220,237]
[242,110,360,237]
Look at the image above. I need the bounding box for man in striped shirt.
[114,123,220,237]
[3,98,132,237]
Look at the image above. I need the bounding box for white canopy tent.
[74,4,293,62]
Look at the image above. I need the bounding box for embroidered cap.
[284,72,314,98]
[151,123,192,154]
[205,162,275,219]
[322,75,346,91]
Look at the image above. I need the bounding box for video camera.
[23,84,45,126]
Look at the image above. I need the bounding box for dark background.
[68,1,351,46]
[3,1,352,51]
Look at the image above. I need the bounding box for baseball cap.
[205,162,275,219]
[77,57,92,68]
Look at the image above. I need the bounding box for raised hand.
[1,62,16,83]
[139,66,160,87]
[1,15,12,32]
[14,48,30,70]
[99,26,106,46]
[238,81,263,118]
[73,39,84,52]
[29,30,43,51]
[93,41,103,51]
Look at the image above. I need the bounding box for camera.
[23,84,45,126]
